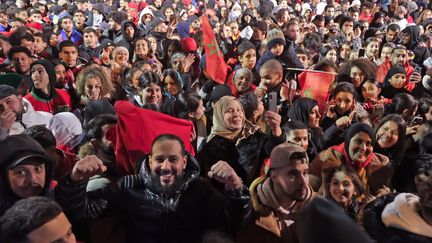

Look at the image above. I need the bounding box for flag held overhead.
[201,14,228,84]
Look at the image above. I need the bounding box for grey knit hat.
[266,28,285,50]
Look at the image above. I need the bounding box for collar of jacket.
[321,148,389,175]
[137,152,200,211]
[249,176,316,237]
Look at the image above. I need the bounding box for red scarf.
[331,143,375,169]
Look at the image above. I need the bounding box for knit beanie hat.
[180,37,197,53]
[112,46,129,59]
[383,65,406,86]
[266,28,285,50]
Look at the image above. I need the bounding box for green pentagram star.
[207,39,222,57]
[303,87,314,99]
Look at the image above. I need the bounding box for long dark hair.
[174,91,202,120]
[138,71,162,89]
[384,93,418,121]
[336,59,377,87]
[323,164,364,200]
[373,114,406,166]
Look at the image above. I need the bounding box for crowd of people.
[0,0,432,242]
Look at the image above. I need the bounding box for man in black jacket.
[78,27,101,61]
[105,11,127,41]
[56,134,250,242]
[0,134,55,216]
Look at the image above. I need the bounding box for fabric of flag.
[112,101,195,175]
[201,14,228,84]
[298,71,336,113]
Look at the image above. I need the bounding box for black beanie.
[383,65,406,87]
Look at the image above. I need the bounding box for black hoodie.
[0,135,54,215]
[114,20,141,52]
[30,59,58,100]
[402,25,431,66]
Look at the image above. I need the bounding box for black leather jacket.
[55,153,251,243]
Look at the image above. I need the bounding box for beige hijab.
[208,96,245,142]
[209,95,260,142]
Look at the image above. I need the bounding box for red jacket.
[376,60,414,84]
[24,89,71,114]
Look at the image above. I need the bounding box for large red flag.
[113,101,195,175]
[201,14,228,84]
[298,71,336,113]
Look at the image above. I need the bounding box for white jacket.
[9,98,53,135]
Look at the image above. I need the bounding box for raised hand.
[255,84,268,99]
[409,72,422,84]
[335,110,356,129]
[0,110,16,129]
[182,53,196,73]
[208,161,243,190]
[70,155,107,182]
[280,79,297,103]
[264,111,282,137]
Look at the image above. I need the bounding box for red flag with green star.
[201,14,227,84]
[298,71,336,113]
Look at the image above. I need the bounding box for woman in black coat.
[196,96,283,189]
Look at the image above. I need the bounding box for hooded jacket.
[137,7,154,33]
[7,98,53,136]
[402,25,431,65]
[0,135,55,215]
[255,41,304,76]
[78,43,102,61]
[114,20,140,51]
[55,153,251,243]
[24,59,72,114]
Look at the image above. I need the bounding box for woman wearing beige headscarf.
[197,96,283,191]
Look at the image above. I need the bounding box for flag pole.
[285,67,338,75]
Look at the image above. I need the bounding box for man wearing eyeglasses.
[237,143,316,243]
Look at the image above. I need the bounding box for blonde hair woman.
[76,64,115,102]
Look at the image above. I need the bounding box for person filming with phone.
[319,82,370,149]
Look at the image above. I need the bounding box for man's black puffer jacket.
[55,153,251,243]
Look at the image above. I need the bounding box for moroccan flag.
[201,14,228,84]
[113,101,195,175]
[298,71,336,113]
